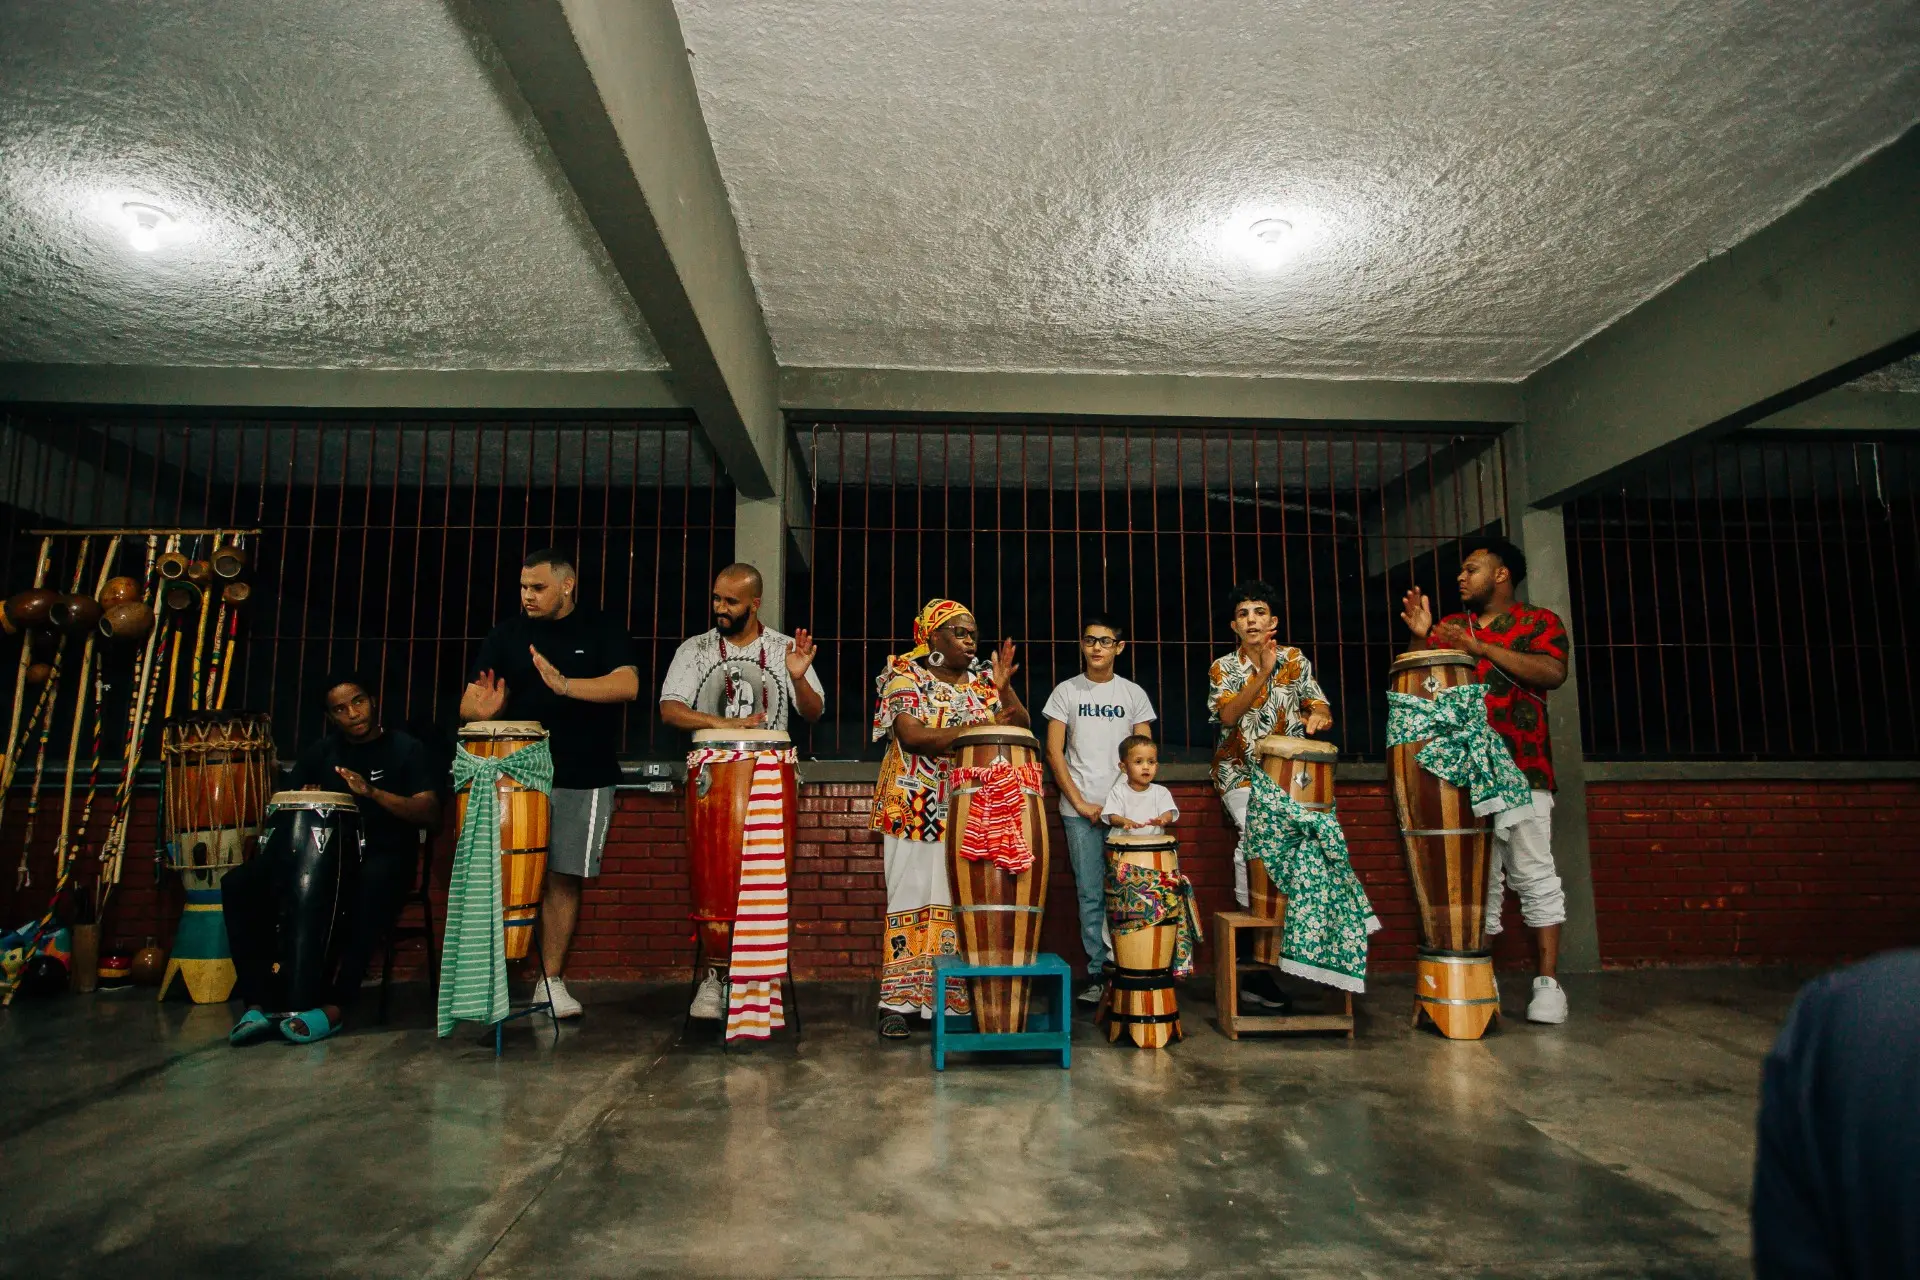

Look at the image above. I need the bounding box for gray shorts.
[548,786,614,878]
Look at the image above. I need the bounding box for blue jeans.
[1059,812,1112,978]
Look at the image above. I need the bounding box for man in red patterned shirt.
[1401,537,1572,1025]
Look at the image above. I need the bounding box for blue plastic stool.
[930,952,1073,1070]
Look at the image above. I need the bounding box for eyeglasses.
[1082,636,1118,650]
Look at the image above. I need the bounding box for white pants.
[1223,787,1251,908]
[1485,791,1566,933]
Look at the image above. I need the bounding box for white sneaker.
[1527,976,1568,1024]
[541,976,584,1019]
[689,967,727,1020]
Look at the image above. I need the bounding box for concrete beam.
[1522,125,1920,505]
[462,0,782,496]
[781,367,1524,424]
[0,363,681,411]
[1748,387,1920,432]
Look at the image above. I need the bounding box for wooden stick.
[26,527,262,537]
[15,539,91,888]
[99,621,172,911]
[94,537,161,913]
[55,536,122,881]
[187,555,214,712]
[215,616,239,711]
[0,535,55,820]
[163,619,183,724]
[203,595,229,709]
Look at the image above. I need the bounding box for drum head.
[950,725,1038,749]
[459,720,548,739]
[691,728,792,746]
[1388,649,1475,674]
[1106,832,1178,850]
[1255,734,1338,762]
[267,790,359,810]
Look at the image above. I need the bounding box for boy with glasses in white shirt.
[1042,613,1156,1004]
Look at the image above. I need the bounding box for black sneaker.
[1075,980,1106,1005]
[1238,973,1293,1013]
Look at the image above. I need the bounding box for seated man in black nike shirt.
[225,672,440,1044]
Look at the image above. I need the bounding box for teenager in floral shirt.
[1209,579,1333,1010]
[1401,536,1572,1025]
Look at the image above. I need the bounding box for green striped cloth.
[438,739,554,1037]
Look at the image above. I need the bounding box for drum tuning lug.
[1293,771,1312,791]
[695,765,713,798]
[1423,674,1442,694]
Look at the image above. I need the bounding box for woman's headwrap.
[904,598,971,661]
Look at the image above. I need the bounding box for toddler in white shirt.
[1101,735,1179,836]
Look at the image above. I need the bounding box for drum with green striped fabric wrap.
[455,722,550,961]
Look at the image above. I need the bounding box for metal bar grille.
[1565,434,1920,759]
[787,422,1509,761]
[1,414,730,757]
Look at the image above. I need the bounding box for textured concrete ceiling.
[0,0,663,370]
[677,0,1920,380]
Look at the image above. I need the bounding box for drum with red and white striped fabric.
[687,729,797,960]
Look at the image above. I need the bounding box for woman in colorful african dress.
[869,598,1029,1040]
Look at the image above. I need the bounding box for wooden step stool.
[1213,911,1355,1040]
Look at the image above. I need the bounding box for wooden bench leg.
[1215,917,1239,1040]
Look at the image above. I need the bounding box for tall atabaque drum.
[456,722,551,960]
[1388,650,1498,1039]
[1106,832,1185,1049]
[687,728,797,961]
[1250,735,1338,966]
[256,791,364,1013]
[159,712,275,1003]
[947,725,1050,1034]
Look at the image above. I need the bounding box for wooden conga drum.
[687,728,797,961]
[1249,735,1338,966]
[946,725,1050,1035]
[456,721,551,961]
[161,712,275,892]
[1106,832,1185,1048]
[1388,650,1498,1039]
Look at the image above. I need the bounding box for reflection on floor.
[1,967,1804,1279]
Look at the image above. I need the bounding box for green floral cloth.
[1385,682,1531,816]
[1106,859,1204,979]
[439,738,554,1037]
[1245,766,1380,992]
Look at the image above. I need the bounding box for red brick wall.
[6,778,1913,981]
[1589,780,1920,966]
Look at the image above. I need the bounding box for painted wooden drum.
[946,725,1050,1035]
[456,721,551,961]
[257,791,364,1013]
[687,728,797,960]
[161,712,275,890]
[1105,832,1185,1049]
[1388,649,1498,1039]
[1250,735,1338,966]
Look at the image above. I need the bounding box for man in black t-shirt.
[225,672,440,1045]
[461,548,638,1020]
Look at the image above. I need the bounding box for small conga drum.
[161,712,276,891]
[1105,832,1185,1049]
[1250,735,1338,966]
[456,721,551,961]
[256,791,365,1013]
[946,725,1050,1035]
[687,728,797,961]
[1389,650,1498,1039]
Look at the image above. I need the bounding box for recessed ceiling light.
[1249,218,1294,246]
[119,202,175,252]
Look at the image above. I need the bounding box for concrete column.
[734,492,786,632]
[1514,502,1603,974]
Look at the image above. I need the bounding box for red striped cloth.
[949,761,1044,875]
[725,751,793,1042]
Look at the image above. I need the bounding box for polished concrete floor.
[0,966,1803,1279]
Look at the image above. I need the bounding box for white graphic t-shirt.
[660,627,824,732]
[1040,673,1156,817]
